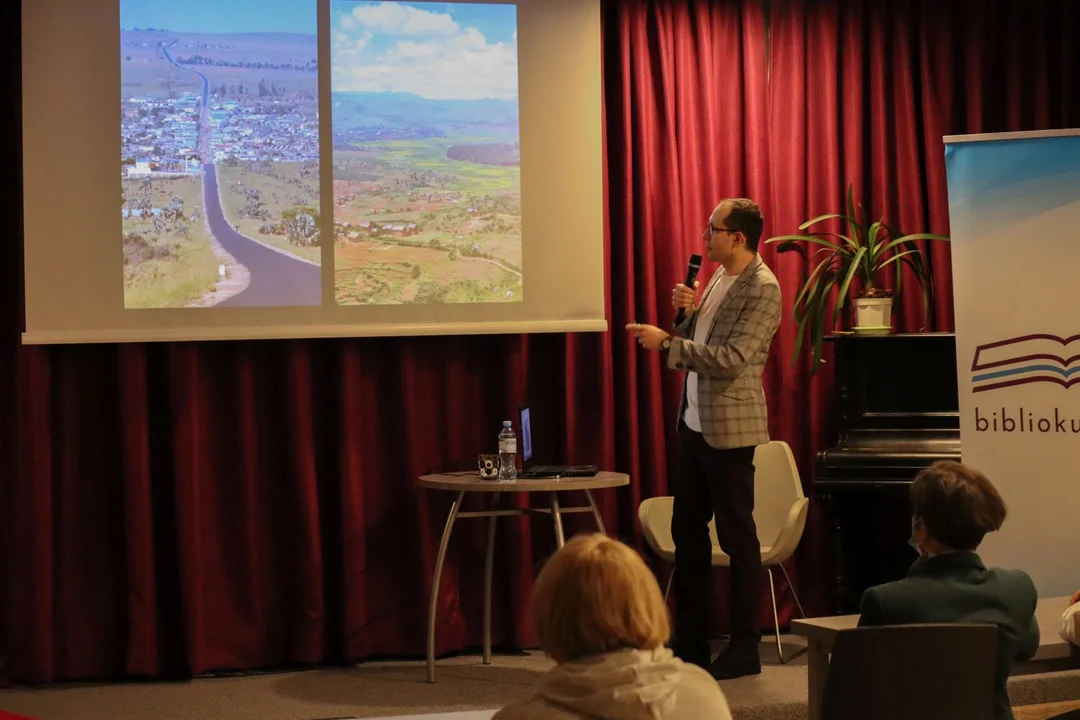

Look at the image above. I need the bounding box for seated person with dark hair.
[858,461,1039,720]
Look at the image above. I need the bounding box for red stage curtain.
[766,0,1080,537]
[5,0,1080,684]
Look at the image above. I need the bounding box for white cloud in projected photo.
[331,1,518,100]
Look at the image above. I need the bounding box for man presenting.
[627,198,782,679]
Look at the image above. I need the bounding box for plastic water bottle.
[498,421,517,482]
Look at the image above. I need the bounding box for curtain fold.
[6,0,1080,684]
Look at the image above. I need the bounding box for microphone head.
[689,253,702,268]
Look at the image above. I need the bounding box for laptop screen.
[519,407,533,465]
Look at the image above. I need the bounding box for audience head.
[909,461,1007,555]
[531,533,670,664]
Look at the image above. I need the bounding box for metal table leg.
[427,491,464,683]
[584,489,606,535]
[483,492,500,665]
[550,492,565,547]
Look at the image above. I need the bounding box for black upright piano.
[815,332,961,613]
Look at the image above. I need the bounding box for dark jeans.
[671,425,761,658]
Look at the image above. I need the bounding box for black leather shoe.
[707,643,761,680]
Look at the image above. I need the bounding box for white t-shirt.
[683,271,738,432]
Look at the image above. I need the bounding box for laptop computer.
[516,406,599,478]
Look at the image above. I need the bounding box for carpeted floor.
[0,654,539,720]
[0,642,1077,720]
[0,644,810,720]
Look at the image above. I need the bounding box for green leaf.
[893,232,951,243]
[893,257,928,303]
[877,233,950,258]
[846,184,860,247]
[809,274,838,376]
[875,248,924,271]
[866,219,885,262]
[895,250,904,303]
[766,234,844,251]
[791,261,837,371]
[772,241,808,257]
[804,230,859,248]
[900,255,934,328]
[833,247,866,328]
[793,252,838,312]
[790,303,812,366]
[887,236,931,283]
[896,255,929,325]
[798,213,848,230]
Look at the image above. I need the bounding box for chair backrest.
[821,624,998,720]
[752,440,804,549]
[637,440,805,561]
[638,496,677,559]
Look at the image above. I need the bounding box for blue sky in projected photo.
[331,1,519,100]
[120,0,317,34]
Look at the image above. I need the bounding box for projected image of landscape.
[331,1,522,305]
[121,0,321,308]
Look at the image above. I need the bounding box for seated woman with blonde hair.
[494,533,732,720]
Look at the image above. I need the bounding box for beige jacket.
[667,254,782,450]
[492,648,733,720]
[1062,601,1079,645]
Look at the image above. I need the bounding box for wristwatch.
[661,337,672,351]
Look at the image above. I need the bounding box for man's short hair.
[721,198,765,252]
[531,533,670,663]
[910,461,1007,551]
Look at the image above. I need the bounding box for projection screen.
[21,0,604,343]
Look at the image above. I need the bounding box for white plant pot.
[853,296,893,332]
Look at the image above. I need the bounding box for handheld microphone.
[674,253,703,325]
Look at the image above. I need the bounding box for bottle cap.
[503,420,512,427]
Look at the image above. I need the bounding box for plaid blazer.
[666,254,782,450]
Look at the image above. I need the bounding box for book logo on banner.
[971,333,1080,434]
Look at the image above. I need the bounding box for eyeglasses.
[708,224,736,235]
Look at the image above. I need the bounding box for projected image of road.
[120,0,322,308]
[331,1,523,305]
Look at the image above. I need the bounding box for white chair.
[638,440,809,662]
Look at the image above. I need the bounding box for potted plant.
[764,184,950,375]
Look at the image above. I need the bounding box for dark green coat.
[858,551,1040,720]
